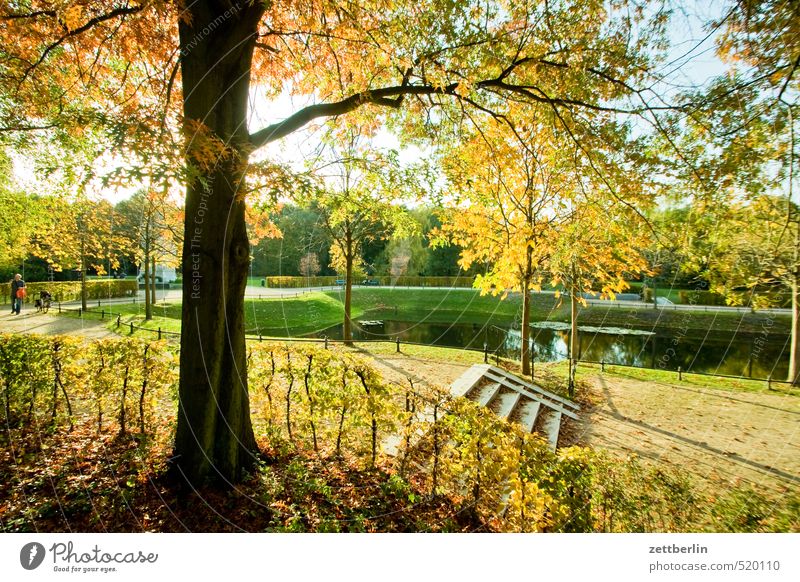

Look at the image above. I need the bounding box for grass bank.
[323,288,790,335]
[67,287,790,339]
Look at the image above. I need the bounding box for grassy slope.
[76,293,350,337]
[70,287,790,338]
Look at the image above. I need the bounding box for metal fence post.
[678,366,682,381]
[396,337,401,353]
[129,322,134,334]
[158,327,162,340]
[324,336,329,350]
[101,309,104,319]
[116,315,121,328]
[483,343,488,363]
[78,307,82,318]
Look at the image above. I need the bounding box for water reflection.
[311,319,789,381]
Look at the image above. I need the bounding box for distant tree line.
[251,204,475,279]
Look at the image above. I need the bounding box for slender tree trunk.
[570,288,579,360]
[521,277,531,376]
[652,277,658,309]
[151,255,157,306]
[144,223,152,320]
[568,288,579,397]
[173,2,264,486]
[343,230,354,344]
[521,247,534,375]
[80,238,87,311]
[787,106,798,385]
[789,270,800,385]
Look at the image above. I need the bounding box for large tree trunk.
[173,2,264,486]
[343,230,354,345]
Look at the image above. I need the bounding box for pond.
[311,319,790,381]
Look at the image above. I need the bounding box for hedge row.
[676,289,792,308]
[0,334,176,435]
[1,279,138,304]
[262,275,477,288]
[1,335,796,531]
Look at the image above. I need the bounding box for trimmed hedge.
[263,275,477,289]
[263,276,340,288]
[2,279,138,304]
[677,289,792,308]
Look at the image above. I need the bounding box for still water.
[312,319,789,380]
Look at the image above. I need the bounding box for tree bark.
[173,1,264,486]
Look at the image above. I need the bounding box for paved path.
[0,310,113,338]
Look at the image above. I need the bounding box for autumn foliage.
[1,335,796,532]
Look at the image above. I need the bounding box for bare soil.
[577,372,800,495]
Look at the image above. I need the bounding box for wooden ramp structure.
[450,364,580,450]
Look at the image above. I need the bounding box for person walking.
[10,274,25,315]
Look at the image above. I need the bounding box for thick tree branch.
[1,10,57,20]
[248,83,458,147]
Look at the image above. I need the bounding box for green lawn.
[324,287,542,325]
[74,293,349,337]
[547,360,797,396]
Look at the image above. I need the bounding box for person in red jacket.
[10,274,25,315]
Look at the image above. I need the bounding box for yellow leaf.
[63,5,83,32]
